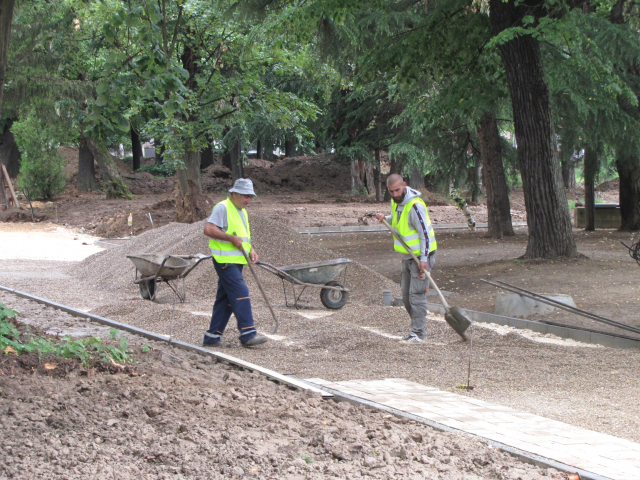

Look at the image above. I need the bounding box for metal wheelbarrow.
[257,258,351,309]
[621,231,640,266]
[127,253,210,302]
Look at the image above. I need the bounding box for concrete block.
[547,325,571,339]
[494,292,576,319]
[591,333,616,348]
[574,205,621,228]
[612,337,640,349]
[567,328,591,344]
[508,318,529,330]
[526,321,549,334]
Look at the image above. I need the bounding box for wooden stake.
[1,165,21,209]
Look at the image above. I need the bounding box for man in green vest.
[202,178,268,348]
[376,174,437,344]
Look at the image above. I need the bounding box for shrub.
[138,162,177,177]
[12,114,66,200]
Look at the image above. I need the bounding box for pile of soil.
[0,300,559,480]
[244,155,351,195]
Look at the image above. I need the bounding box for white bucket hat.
[229,178,256,196]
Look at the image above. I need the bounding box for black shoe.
[241,336,268,347]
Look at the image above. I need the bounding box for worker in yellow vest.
[203,178,268,348]
[376,174,437,344]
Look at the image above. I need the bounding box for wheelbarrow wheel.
[320,281,348,309]
[139,279,156,300]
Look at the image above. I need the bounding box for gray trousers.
[400,253,436,339]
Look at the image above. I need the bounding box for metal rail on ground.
[294,222,528,234]
[0,284,617,479]
[481,279,640,336]
[0,284,331,398]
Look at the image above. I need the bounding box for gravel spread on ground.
[0,295,560,480]
[1,215,640,447]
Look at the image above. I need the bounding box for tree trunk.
[561,149,576,189]
[229,138,243,181]
[350,159,364,194]
[374,149,382,202]
[617,152,640,231]
[256,139,263,159]
[364,162,375,195]
[77,138,97,192]
[468,163,481,204]
[477,111,514,238]
[175,140,207,223]
[264,138,275,161]
[408,163,423,190]
[384,156,399,201]
[284,137,295,158]
[0,174,8,210]
[200,137,214,170]
[84,136,133,199]
[130,125,142,171]
[154,139,163,165]
[490,0,576,258]
[0,118,20,178]
[583,146,599,231]
[0,0,16,120]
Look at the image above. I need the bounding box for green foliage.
[0,301,132,366]
[12,113,66,200]
[138,162,177,177]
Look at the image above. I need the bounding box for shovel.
[233,233,279,334]
[381,219,471,340]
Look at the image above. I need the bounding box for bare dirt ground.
[2,151,639,477]
[0,295,559,480]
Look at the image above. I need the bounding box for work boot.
[202,341,231,349]
[242,335,268,348]
[399,333,423,344]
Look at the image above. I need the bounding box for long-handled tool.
[381,219,471,340]
[233,233,279,334]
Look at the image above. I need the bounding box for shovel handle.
[232,233,279,334]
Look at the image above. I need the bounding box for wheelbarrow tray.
[278,258,352,284]
[127,254,190,278]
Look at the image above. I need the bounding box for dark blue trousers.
[203,259,257,345]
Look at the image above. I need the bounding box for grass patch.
[1,302,132,366]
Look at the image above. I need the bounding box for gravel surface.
[1,216,640,448]
[0,295,560,480]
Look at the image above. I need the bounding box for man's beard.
[393,190,406,204]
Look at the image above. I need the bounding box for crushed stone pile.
[69,214,400,307]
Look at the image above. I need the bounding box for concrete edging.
[295,222,528,234]
[0,284,332,398]
[298,380,612,480]
[426,302,640,349]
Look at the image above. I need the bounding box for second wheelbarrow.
[257,258,351,309]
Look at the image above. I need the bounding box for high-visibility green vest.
[209,199,252,264]
[391,197,437,255]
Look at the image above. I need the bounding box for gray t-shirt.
[207,202,247,231]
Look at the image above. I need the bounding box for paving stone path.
[306,378,640,480]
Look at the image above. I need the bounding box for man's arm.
[204,222,243,249]
[408,203,431,272]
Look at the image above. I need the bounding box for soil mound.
[69,214,398,306]
[244,155,350,195]
[596,178,619,192]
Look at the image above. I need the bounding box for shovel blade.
[445,306,471,340]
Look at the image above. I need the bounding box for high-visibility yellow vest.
[209,199,252,264]
[391,197,437,255]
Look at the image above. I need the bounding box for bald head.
[386,174,406,203]
[386,174,404,187]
